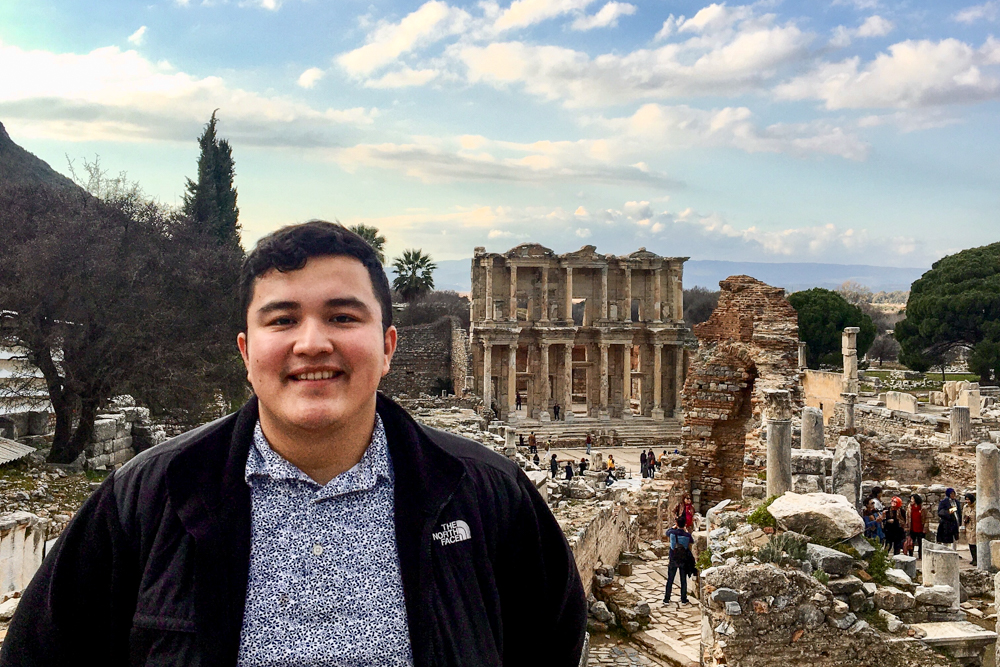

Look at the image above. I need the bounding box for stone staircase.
[508,416,682,448]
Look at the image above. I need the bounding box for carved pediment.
[564,245,601,260]
[505,243,554,258]
[628,247,661,260]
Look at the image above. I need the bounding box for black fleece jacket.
[0,394,586,667]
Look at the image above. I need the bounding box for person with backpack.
[663,517,693,605]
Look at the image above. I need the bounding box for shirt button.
[312,543,324,556]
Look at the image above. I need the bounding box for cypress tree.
[183,111,240,246]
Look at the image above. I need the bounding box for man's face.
[238,255,396,435]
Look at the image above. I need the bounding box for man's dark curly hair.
[239,220,392,331]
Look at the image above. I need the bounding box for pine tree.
[183,111,240,246]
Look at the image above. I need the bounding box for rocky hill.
[0,121,79,192]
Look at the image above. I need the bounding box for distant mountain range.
[431,258,927,294]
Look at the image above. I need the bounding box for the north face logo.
[432,520,471,545]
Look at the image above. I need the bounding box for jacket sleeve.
[497,471,587,667]
[0,474,138,667]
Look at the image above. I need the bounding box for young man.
[1,221,586,666]
[664,517,693,605]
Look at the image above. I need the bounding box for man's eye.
[332,314,357,323]
[270,316,294,326]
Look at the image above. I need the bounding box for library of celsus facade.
[469,244,690,422]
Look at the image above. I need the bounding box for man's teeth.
[296,371,337,380]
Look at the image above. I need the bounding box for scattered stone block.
[892,554,917,580]
[725,601,742,615]
[827,575,864,596]
[768,492,865,540]
[711,588,740,605]
[806,543,855,577]
[0,597,18,621]
[874,586,915,611]
[885,391,918,413]
[848,534,875,558]
[914,585,956,607]
[885,568,914,589]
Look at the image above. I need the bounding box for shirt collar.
[245,413,393,498]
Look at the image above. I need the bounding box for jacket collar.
[166,392,467,667]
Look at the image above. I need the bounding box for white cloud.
[297,67,324,88]
[0,41,377,144]
[571,2,636,31]
[127,26,147,46]
[654,15,680,41]
[677,3,753,35]
[775,38,1000,109]
[493,0,596,31]
[953,2,998,23]
[575,228,592,237]
[458,16,811,106]
[855,15,894,38]
[337,1,470,77]
[364,67,440,88]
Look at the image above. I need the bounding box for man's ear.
[237,332,252,382]
[382,325,398,377]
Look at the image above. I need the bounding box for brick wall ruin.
[381,316,468,398]
[684,276,800,508]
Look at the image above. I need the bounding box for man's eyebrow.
[256,300,299,315]
[325,297,372,313]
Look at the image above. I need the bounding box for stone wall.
[85,406,165,469]
[684,276,801,509]
[380,316,468,398]
[557,502,637,596]
[0,512,46,596]
[803,370,844,424]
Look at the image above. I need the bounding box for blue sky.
[1,0,998,268]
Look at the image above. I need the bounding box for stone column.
[653,268,662,322]
[951,406,972,443]
[508,264,517,321]
[673,346,685,418]
[652,343,664,420]
[923,544,961,610]
[539,343,551,422]
[798,342,808,370]
[507,344,517,418]
[978,443,1000,572]
[672,265,683,321]
[541,267,549,322]
[622,344,632,418]
[482,341,493,414]
[564,267,573,322]
[563,343,574,421]
[842,327,860,394]
[598,343,609,420]
[624,268,632,322]
[483,259,493,321]
[841,393,857,433]
[764,389,793,498]
[833,436,862,509]
[801,406,825,450]
[600,267,608,320]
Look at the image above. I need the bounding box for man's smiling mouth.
[289,370,343,381]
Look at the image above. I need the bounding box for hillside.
[0,121,79,192]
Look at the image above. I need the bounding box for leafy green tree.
[391,249,436,303]
[868,334,900,367]
[788,288,876,369]
[969,340,1000,384]
[349,223,386,264]
[182,111,240,247]
[895,242,1000,383]
[683,287,719,325]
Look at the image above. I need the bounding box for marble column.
[483,259,493,321]
[541,267,549,322]
[841,392,857,433]
[842,327,860,394]
[951,406,972,443]
[563,343,574,421]
[565,267,573,322]
[923,544,961,609]
[508,265,517,322]
[624,268,632,322]
[652,343,664,420]
[798,342,808,370]
[653,268,662,322]
[673,346,685,418]
[599,343,609,420]
[978,442,1000,572]
[482,341,493,414]
[622,344,632,417]
[507,344,517,418]
[672,265,683,321]
[539,343,551,422]
[764,388,793,498]
[600,267,608,320]
[801,406,825,450]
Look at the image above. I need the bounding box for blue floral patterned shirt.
[238,415,414,667]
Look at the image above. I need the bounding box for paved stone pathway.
[589,643,672,666]
[617,560,702,667]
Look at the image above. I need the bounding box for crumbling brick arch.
[681,276,800,508]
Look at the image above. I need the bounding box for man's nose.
[293,317,334,356]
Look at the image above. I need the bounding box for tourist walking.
[648,449,657,478]
[585,433,592,455]
[640,451,648,479]
[964,493,978,566]
[884,496,906,556]
[550,454,559,478]
[607,455,616,473]
[937,488,960,546]
[675,495,695,531]
[553,403,561,420]
[663,517,693,604]
[528,432,537,454]
[906,494,929,559]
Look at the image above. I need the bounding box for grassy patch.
[696,548,713,571]
[757,532,807,564]
[747,496,778,529]
[860,608,888,632]
[866,539,892,585]
[813,570,830,585]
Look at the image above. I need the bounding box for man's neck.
[258,402,378,486]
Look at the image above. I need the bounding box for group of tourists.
[861,486,976,564]
[639,449,670,479]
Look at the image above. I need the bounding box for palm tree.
[348,223,387,264]
[392,249,436,303]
